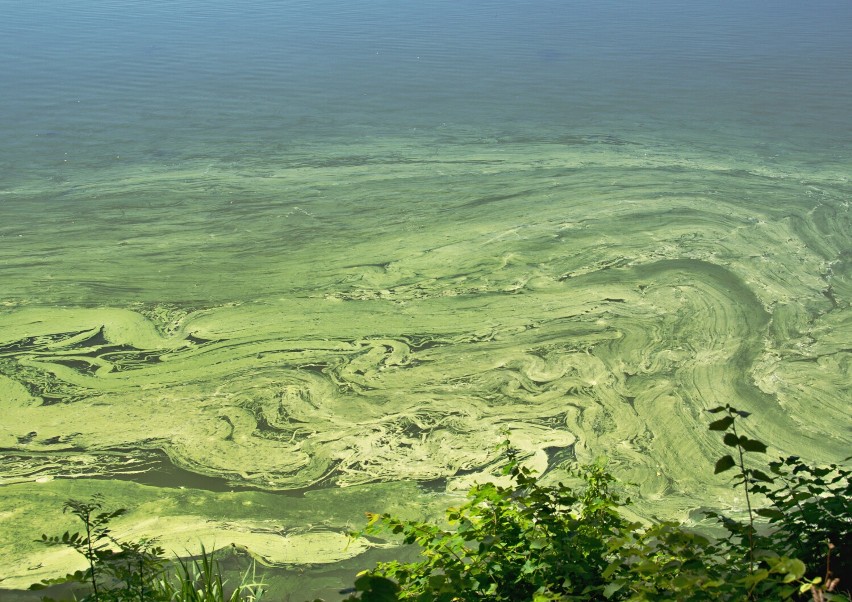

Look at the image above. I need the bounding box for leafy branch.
[707,403,771,574]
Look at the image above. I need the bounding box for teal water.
[3,0,851,180]
[1,1,851,598]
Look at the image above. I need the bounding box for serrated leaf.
[740,438,768,453]
[714,455,736,474]
[708,416,734,431]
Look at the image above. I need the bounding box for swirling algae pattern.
[0,134,849,589]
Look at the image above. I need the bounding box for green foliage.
[32,493,167,602]
[345,446,627,601]
[344,409,850,601]
[27,409,850,602]
[702,404,850,600]
[31,497,263,602]
[153,544,266,602]
[706,404,767,573]
[603,517,829,601]
[757,455,852,584]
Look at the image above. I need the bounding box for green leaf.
[353,573,400,599]
[771,557,806,582]
[603,582,624,598]
[708,416,734,431]
[740,438,768,453]
[714,455,736,474]
[755,508,784,520]
[743,568,770,587]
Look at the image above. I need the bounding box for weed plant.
[343,405,850,601]
[154,545,265,602]
[32,514,264,602]
[30,407,849,601]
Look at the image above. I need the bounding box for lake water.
[1,1,851,598]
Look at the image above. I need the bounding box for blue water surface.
[2,0,851,181]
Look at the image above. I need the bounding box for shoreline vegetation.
[13,406,850,602]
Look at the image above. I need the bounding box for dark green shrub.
[32,493,166,602]
[758,456,851,586]
[28,409,849,601]
[30,496,264,602]
[344,446,627,601]
[344,408,850,601]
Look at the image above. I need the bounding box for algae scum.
[1,132,849,594]
[1,1,851,597]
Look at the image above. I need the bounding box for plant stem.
[84,508,100,601]
[139,556,145,602]
[731,419,756,574]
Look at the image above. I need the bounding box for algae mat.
[1,131,850,591]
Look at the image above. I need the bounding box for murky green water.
[1,1,850,598]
